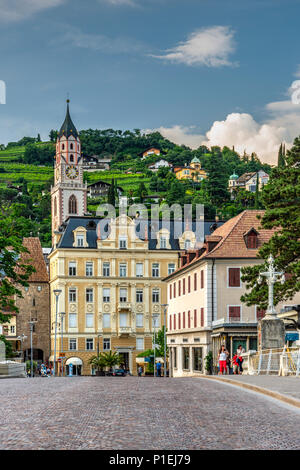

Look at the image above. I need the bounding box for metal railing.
[244,347,300,376]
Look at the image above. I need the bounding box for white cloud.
[0,0,65,22]
[54,25,144,54]
[149,96,300,164]
[202,113,288,164]
[152,26,237,67]
[144,125,205,149]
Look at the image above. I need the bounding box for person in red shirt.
[232,354,239,374]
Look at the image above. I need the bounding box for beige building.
[164,210,300,377]
[49,103,186,375]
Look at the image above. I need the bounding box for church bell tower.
[51,100,87,242]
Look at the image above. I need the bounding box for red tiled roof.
[163,210,277,280]
[21,238,49,282]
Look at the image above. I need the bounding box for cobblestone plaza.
[1,377,300,450]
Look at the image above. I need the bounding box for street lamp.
[257,254,285,319]
[152,313,159,377]
[53,289,62,377]
[59,312,65,377]
[161,304,168,378]
[17,333,27,362]
[28,320,37,378]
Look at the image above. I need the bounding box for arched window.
[62,144,65,150]
[54,196,57,216]
[70,143,74,150]
[185,239,191,250]
[69,195,77,214]
[70,154,74,162]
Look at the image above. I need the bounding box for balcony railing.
[118,326,132,336]
[117,302,132,311]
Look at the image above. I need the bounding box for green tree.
[107,179,116,206]
[206,151,230,206]
[241,136,300,308]
[102,350,120,369]
[277,143,286,168]
[88,354,106,373]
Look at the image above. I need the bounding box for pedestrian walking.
[218,345,229,375]
[138,366,143,377]
[231,354,240,374]
[236,344,245,373]
[156,361,162,377]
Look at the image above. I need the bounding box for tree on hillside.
[107,179,116,206]
[206,151,230,206]
[241,136,300,308]
[49,130,58,142]
[277,143,286,167]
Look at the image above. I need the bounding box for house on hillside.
[83,155,112,170]
[141,147,161,160]
[174,157,207,182]
[229,170,269,195]
[148,159,172,172]
[87,180,124,198]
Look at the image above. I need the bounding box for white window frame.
[136,314,143,328]
[152,288,160,303]
[86,313,94,328]
[69,261,76,276]
[86,338,94,350]
[103,337,111,350]
[86,288,94,303]
[119,236,127,249]
[69,288,77,303]
[103,262,110,277]
[136,338,144,351]
[86,262,93,277]
[76,234,84,247]
[69,313,77,328]
[69,338,77,350]
[120,288,127,302]
[136,289,143,303]
[168,263,175,275]
[119,263,127,278]
[152,263,160,277]
[103,288,110,303]
[103,314,110,328]
[136,263,143,278]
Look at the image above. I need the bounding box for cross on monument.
[257,254,285,318]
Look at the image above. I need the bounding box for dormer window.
[119,236,127,249]
[244,228,258,249]
[76,234,84,247]
[160,237,167,249]
[185,239,191,250]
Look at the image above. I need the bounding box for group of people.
[218,344,245,375]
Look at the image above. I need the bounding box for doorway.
[232,338,247,356]
[118,352,129,371]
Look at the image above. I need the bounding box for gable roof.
[163,210,276,280]
[22,238,49,282]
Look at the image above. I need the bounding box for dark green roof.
[58,101,78,139]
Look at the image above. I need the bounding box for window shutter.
[194,273,197,290]
[178,312,181,330]
[257,308,265,320]
[169,315,172,330]
[179,280,181,296]
[173,314,176,330]
[194,309,197,327]
[201,307,204,327]
[201,270,204,289]
[173,283,176,298]
[188,276,191,293]
[229,306,241,321]
[169,284,172,300]
[183,278,186,295]
[188,310,191,328]
[183,311,185,329]
[229,268,240,287]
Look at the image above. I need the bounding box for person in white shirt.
[218,345,229,375]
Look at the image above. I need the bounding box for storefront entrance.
[118,352,129,371]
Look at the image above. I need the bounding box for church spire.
[58,99,78,139]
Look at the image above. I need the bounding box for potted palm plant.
[102,351,120,375]
[89,354,106,376]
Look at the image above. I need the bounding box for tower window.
[62,144,65,150]
[69,195,77,214]
[70,143,74,150]
[70,154,74,162]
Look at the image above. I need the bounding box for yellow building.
[49,103,183,375]
[174,157,207,182]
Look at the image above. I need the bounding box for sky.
[1,0,300,163]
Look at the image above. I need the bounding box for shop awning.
[66,357,83,366]
[285,332,299,342]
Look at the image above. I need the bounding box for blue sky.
[1,0,300,162]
